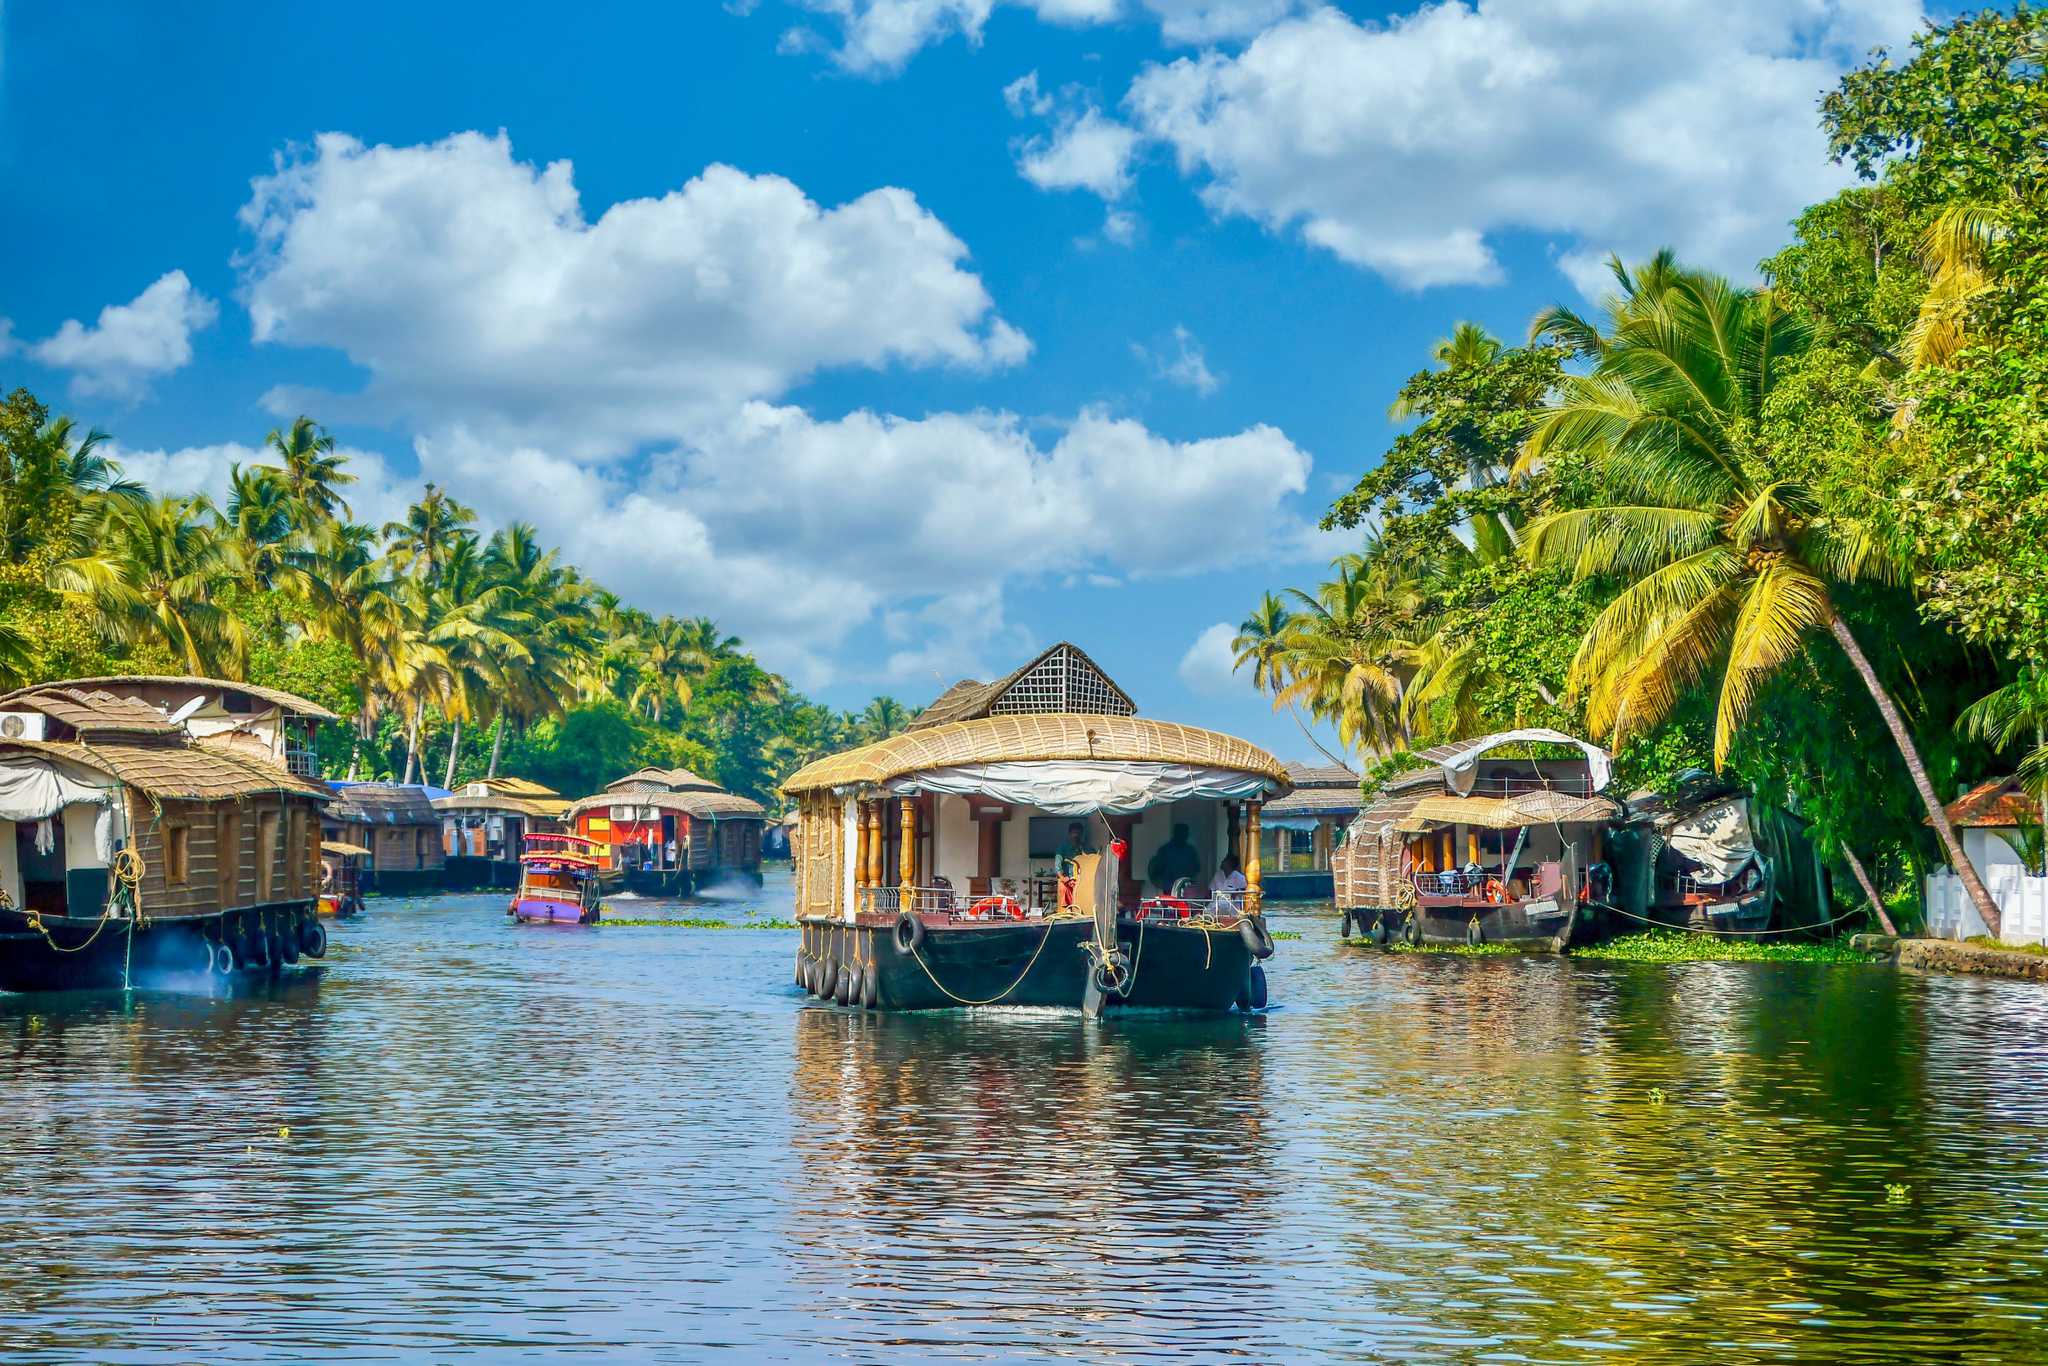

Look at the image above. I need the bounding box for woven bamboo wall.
[799,795,837,919]
[128,791,324,919]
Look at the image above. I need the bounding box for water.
[4,867,2048,1363]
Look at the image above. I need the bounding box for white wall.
[934,794,979,891]
[1965,828,2027,873]
[63,802,104,869]
[0,820,18,907]
[1927,865,2048,944]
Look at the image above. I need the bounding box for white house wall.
[0,820,18,907]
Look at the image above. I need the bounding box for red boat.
[508,834,611,925]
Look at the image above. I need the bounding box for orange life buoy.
[1483,878,1506,905]
[969,896,1023,920]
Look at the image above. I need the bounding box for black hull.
[1263,870,1333,902]
[1342,902,1603,952]
[0,903,324,993]
[794,914,1264,1013]
[623,867,694,897]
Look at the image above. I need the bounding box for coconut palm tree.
[297,520,402,777]
[54,496,249,676]
[430,537,530,787]
[1517,259,2007,934]
[382,483,477,582]
[1272,552,1426,757]
[854,696,912,743]
[481,523,599,776]
[263,416,356,525]
[633,615,711,725]
[219,464,302,597]
[0,410,146,560]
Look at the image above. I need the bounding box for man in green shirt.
[1054,821,1093,876]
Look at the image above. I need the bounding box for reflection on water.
[2,869,2048,1362]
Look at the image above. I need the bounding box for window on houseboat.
[217,810,240,906]
[165,826,190,885]
[257,811,280,900]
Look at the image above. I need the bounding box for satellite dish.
[166,696,206,727]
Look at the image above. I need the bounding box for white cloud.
[0,319,17,358]
[104,439,414,530]
[1177,621,1241,696]
[1120,0,1926,290]
[1133,324,1219,394]
[235,131,1027,457]
[769,0,1288,73]
[28,271,218,400]
[1018,106,1142,198]
[418,403,1314,684]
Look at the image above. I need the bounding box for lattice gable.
[986,643,1135,719]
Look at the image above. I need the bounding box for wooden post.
[854,801,871,913]
[1246,799,1263,915]
[899,797,916,912]
[1106,813,1137,906]
[867,800,884,906]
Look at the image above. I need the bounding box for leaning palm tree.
[1272,553,1426,757]
[1517,260,2006,935]
[263,416,356,525]
[54,496,249,676]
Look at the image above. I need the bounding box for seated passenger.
[1210,854,1248,909]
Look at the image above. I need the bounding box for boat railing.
[1412,869,1493,897]
[1462,774,1596,797]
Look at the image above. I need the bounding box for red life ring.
[1483,879,1507,905]
[969,896,1023,920]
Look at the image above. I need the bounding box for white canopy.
[0,754,125,859]
[1436,728,1613,795]
[885,760,1281,816]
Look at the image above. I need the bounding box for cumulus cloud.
[1177,622,1242,696]
[770,0,1294,73]
[104,439,414,530]
[28,271,218,400]
[1018,106,1142,198]
[1100,0,1925,291]
[234,131,1028,456]
[1132,324,1220,394]
[416,403,1314,683]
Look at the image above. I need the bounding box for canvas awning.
[321,840,372,858]
[884,760,1282,817]
[1434,728,1613,794]
[1397,791,1618,832]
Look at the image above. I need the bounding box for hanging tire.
[795,956,806,989]
[893,913,925,955]
[281,923,301,965]
[1338,910,1354,938]
[861,963,879,1009]
[1403,913,1423,946]
[1239,915,1276,960]
[1371,915,1391,946]
[835,965,853,1006]
[1248,964,1269,1011]
[302,921,328,959]
[211,940,237,977]
[1092,959,1122,997]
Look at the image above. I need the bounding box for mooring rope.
[907,911,1087,1007]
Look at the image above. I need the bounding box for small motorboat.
[508,833,609,925]
[318,841,369,919]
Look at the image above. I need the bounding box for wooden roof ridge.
[325,781,441,825]
[0,736,327,802]
[0,675,339,722]
[10,687,182,737]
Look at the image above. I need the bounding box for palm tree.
[297,520,401,777]
[1959,669,2048,874]
[0,409,146,560]
[1388,323,1505,422]
[1272,551,1426,757]
[219,464,303,599]
[382,483,477,581]
[633,615,711,725]
[855,696,912,743]
[481,523,598,776]
[1517,259,2006,935]
[1232,593,1292,693]
[430,537,530,787]
[263,416,356,525]
[54,496,249,676]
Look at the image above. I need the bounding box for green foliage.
[1571,932,1885,964]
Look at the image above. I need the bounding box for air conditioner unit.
[0,712,48,742]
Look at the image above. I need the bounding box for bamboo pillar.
[867,800,884,905]
[1246,799,1263,915]
[899,797,916,912]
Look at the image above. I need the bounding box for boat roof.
[909,641,1137,730]
[321,840,372,857]
[1396,790,1620,832]
[325,782,441,826]
[0,737,328,802]
[565,788,767,821]
[784,713,1290,794]
[0,675,338,722]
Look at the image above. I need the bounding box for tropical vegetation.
[1242,9,2048,935]
[0,391,916,804]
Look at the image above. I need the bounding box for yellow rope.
[907,912,1086,1007]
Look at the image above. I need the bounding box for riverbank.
[1860,935,2048,983]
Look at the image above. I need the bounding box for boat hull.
[1404,896,1600,951]
[0,903,324,993]
[794,914,1265,1013]
[510,895,600,925]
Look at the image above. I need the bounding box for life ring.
[893,912,926,954]
[320,863,335,890]
[968,896,1023,920]
[1482,879,1506,905]
[1239,914,1276,959]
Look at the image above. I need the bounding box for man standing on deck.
[1148,823,1201,894]
[1054,821,1093,876]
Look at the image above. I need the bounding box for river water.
[3,868,2047,1362]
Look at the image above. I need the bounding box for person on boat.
[1054,822,1093,876]
[1148,823,1201,894]
[1210,854,1247,910]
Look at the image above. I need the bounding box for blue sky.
[0,1,1929,759]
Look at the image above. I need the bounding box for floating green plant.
[1385,940,1523,957]
[601,917,799,930]
[1572,932,1885,964]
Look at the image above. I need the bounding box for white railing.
[1414,869,1492,897]
[1927,865,2048,944]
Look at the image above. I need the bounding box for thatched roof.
[784,714,1289,794]
[0,738,326,802]
[1283,762,1359,788]
[909,642,1136,731]
[325,783,440,826]
[435,776,572,819]
[8,688,181,738]
[1396,790,1619,832]
[322,840,372,857]
[604,766,721,794]
[565,788,766,822]
[0,675,338,722]
[1266,761,1361,817]
[1936,776,2037,830]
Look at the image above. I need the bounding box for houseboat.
[322,783,445,895]
[566,767,766,896]
[1259,762,1361,901]
[318,840,368,918]
[436,776,572,890]
[507,833,610,924]
[1333,729,1620,950]
[1607,772,1831,936]
[0,680,332,992]
[781,642,1286,1015]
